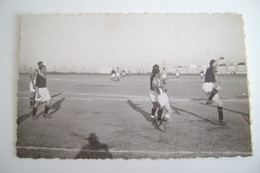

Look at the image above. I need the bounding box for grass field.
[16,74,251,159]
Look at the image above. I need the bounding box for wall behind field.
[19,65,247,74]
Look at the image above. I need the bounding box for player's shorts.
[148,90,158,103]
[112,73,116,78]
[116,73,120,77]
[29,80,36,92]
[202,82,214,94]
[158,93,169,108]
[35,87,51,102]
[162,74,167,79]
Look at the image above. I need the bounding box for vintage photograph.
[16,14,251,159]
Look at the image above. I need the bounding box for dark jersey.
[36,75,47,88]
[111,70,116,74]
[150,75,155,90]
[204,67,215,83]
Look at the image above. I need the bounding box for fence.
[19,65,247,75]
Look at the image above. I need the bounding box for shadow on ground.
[48,98,66,117]
[70,132,113,159]
[17,93,62,126]
[127,99,150,121]
[199,102,250,117]
[170,104,219,125]
[127,99,164,132]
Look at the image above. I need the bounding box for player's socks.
[218,106,223,122]
[157,109,163,120]
[32,108,37,116]
[151,108,156,118]
[30,98,34,107]
[32,108,38,120]
[44,106,50,114]
[208,88,218,101]
[44,106,52,118]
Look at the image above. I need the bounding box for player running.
[32,65,52,120]
[111,68,116,81]
[149,64,163,122]
[161,67,167,80]
[29,61,43,108]
[202,57,225,124]
[200,69,204,79]
[151,65,173,131]
[176,69,180,78]
[116,67,120,82]
[122,69,126,77]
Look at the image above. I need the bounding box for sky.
[19,14,246,68]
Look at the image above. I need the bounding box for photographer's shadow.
[75,133,113,159]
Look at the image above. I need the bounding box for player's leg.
[29,81,36,108]
[206,88,218,104]
[30,92,36,108]
[149,91,159,120]
[41,88,52,118]
[32,101,40,120]
[43,99,52,118]
[213,94,224,124]
[150,102,157,119]
[158,103,173,131]
[117,73,120,82]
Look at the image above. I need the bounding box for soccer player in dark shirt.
[32,65,52,120]
[202,57,225,124]
[29,61,43,108]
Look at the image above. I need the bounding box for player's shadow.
[17,111,32,126]
[127,99,150,122]
[170,104,218,125]
[71,132,113,159]
[48,98,66,117]
[127,100,163,132]
[17,93,63,126]
[199,103,250,117]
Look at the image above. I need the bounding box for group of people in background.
[149,57,225,131]
[29,61,52,120]
[110,67,126,82]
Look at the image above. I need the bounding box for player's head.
[38,61,43,68]
[152,68,160,76]
[41,65,46,74]
[153,64,160,70]
[209,59,216,68]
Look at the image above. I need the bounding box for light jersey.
[33,68,41,78]
[162,70,167,77]
[152,77,164,94]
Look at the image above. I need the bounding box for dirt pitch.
[16,74,251,159]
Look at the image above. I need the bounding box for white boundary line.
[16,146,252,156]
[17,96,249,102]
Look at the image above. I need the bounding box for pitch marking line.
[17,96,248,102]
[16,146,252,156]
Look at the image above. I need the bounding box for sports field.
[16,73,251,159]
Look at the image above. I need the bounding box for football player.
[32,65,52,120]
[29,61,43,108]
[202,57,225,124]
